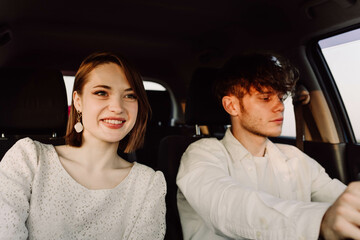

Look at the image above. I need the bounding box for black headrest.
[0,68,68,136]
[146,90,172,126]
[185,68,230,125]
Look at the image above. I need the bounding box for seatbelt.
[293,85,310,151]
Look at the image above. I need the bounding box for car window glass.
[281,96,295,137]
[319,28,360,141]
[63,76,76,105]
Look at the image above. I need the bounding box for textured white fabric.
[0,138,166,240]
[177,129,346,240]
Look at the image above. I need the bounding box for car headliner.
[0,0,359,100]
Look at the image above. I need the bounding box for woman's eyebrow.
[93,85,133,92]
[93,85,111,89]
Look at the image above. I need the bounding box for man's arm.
[285,145,360,239]
[320,181,360,240]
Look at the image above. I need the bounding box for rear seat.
[0,68,68,160]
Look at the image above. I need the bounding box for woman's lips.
[101,118,126,129]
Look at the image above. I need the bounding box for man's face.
[235,86,286,138]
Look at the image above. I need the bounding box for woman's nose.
[108,98,123,113]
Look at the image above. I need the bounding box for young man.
[176,53,360,240]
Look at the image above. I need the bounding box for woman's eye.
[94,91,108,96]
[124,93,137,100]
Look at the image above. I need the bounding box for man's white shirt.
[177,128,346,240]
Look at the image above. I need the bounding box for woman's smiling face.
[73,62,138,144]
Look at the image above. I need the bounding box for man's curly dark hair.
[215,53,299,102]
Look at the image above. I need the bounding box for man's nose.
[273,97,285,112]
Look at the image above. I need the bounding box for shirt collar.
[221,128,288,163]
[221,128,251,162]
[265,139,288,163]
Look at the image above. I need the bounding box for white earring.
[74,110,83,133]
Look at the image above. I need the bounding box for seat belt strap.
[293,85,310,151]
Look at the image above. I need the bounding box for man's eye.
[94,91,108,96]
[260,96,270,101]
[279,94,289,102]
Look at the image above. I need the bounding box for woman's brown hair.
[65,52,151,153]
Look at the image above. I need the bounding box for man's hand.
[321,181,360,240]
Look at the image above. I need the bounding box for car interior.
[1,0,360,238]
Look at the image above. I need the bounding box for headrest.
[0,68,68,136]
[185,68,230,125]
[146,90,172,126]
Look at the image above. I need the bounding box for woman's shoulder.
[132,162,166,186]
[0,138,55,177]
[133,162,164,178]
[11,137,54,151]
[129,162,166,198]
[12,137,36,148]
[4,137,44,158]
[1,137,55,166]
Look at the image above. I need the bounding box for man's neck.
[231,128,267,157]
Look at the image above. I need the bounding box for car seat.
[128,79,185,169]
[0,68,68,160]
[157,67,230,239]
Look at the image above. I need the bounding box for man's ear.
[73,91,82,112]
[222,95,240,116]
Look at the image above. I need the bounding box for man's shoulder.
[178,137,229,180]
[181,137,228,166]
[273,142,299,152]
[272,142,309,159]
[187,137,223,152]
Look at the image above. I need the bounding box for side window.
[319,28,360,141]
[281,96,296,137]
[143,81,166,91]
[63,76,76,107]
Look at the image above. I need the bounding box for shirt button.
[256,231,261,238]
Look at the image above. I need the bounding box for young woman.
[0,52,166,239]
